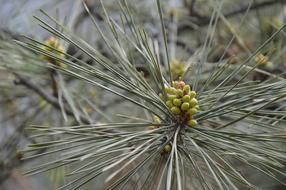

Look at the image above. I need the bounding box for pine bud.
[168,95,176,101]
[42,37,66,68]
[153,115,161,124]
[166,100,173,108]
[189,98,198,107]
[187,119,197,127]
[170,59,186,79]
[176,89,184,97]
[171,106,181,114]
[188,108,198,115]
[172,81,178,87]
[165,87,171,94]
[162,80,199,123]
[183,85,190,93]
[181,102,190,111]
[170,87,177,95]
[182,95,190,102]
[173,98,182,106]
[164,144,172,153]
[189,91,196,99]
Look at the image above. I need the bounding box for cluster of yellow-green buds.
[42,37,66,68]
[255,53,273,68]
[170,59,186,80]
[160,81,199,127]
[261,17,282,37]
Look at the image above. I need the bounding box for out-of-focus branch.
[188,0,204,18]
[13,73,90,124]
[223,0,282,19]
[0,107,41,184]
[180,0,282,31]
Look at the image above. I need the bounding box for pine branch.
[10,1,286,189]
[0,107,41,184]
[180,0,282,31]
[13,72,90,124]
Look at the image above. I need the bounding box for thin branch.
[0,107,41,184]
[180,0,282,31]
[13,72,90,124]
[224,0,282,19]
[188,0,204,18]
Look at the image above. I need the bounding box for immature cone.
[170,59,186,80]
[163,80,199,127]
[42,37,66,68]
[255,53,273,68]
[261,17,282,37]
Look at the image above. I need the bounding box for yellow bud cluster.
[255,53,273,68]
[262,17,283,36]
[42,37,66,68]
[163,81,199,127]
[170,59,186,80]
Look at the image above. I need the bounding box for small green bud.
[165,87,171,94]
[43,37,66,67]
[164,144,172,153]
[182,95,190,102]
[166,100,173,108]
[153,115,161,124]
[170,87,177,95]
[189,98,198,107]
[183,85,190,93]
[170,60,186,79]
[188,108,198,115]
[187,119,197,127]
[168,95,176,101]
[195,105,200,110]
[189,91,196,99]
[172,81,178,87]
[173,98,182,106]
[181,102,190,111]
[176,89,184,97]
[171,106,181,114]
[159,93,163,100]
